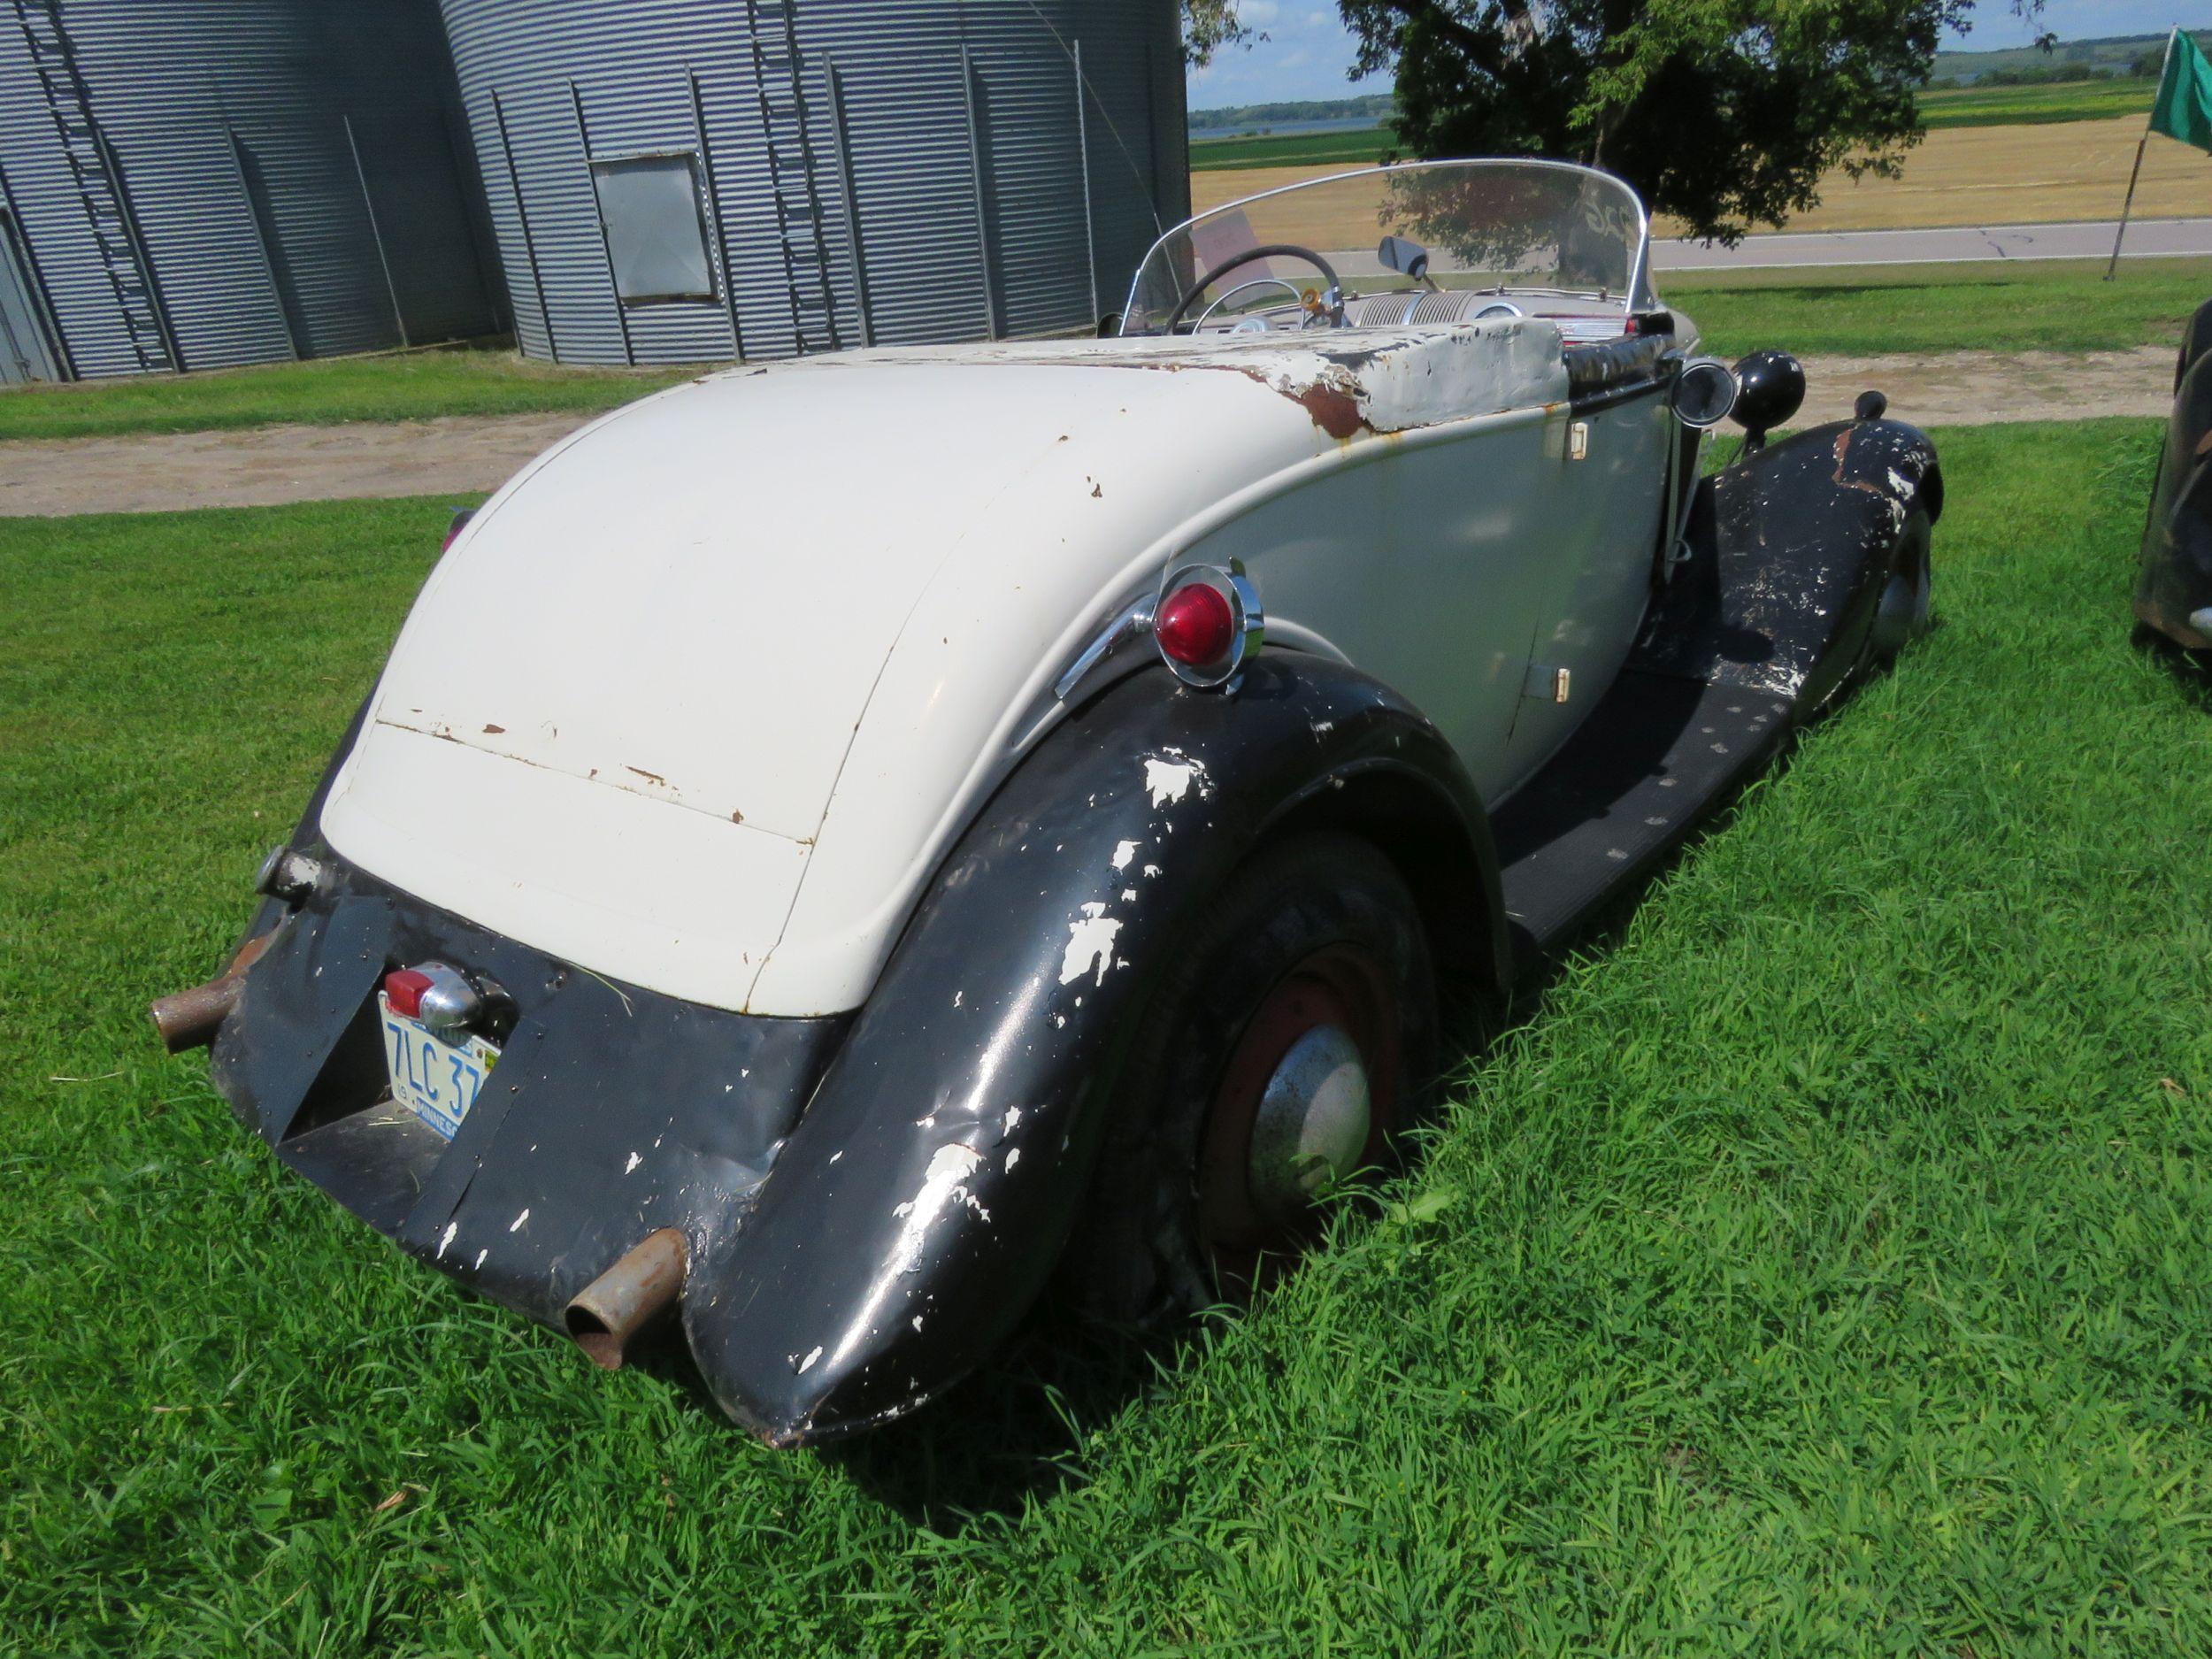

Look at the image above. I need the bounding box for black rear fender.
[684,654,1505,1444]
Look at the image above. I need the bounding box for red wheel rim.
[1196,942,1402,1291]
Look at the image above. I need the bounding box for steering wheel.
[1166,243,1346,334]
[1194,276,1307,333]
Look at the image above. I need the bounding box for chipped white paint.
[508,1208,530,1233]
[1142,751,1208,809]
[887,1143,988,1273]
[796,1345,823,1375]
[624,1151,642,1175]
[474,1248,488,1270]
[1121,887,1138,902]
[1111,839,1139,871]
[1005,1148,1022,1172]
[436,1222,457,1260]
[1142,864,1162,879]
[1058,902,1123,987]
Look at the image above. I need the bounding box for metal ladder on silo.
[745,0,840,355]
[12,0,173,369]
[12,0,175,371]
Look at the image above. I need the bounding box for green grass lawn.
[4,423,2212,1655]
[1669,257,2212,358]
[0,342,694,443]
[4,261,2201,449]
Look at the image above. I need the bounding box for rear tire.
[1067,832,1438,1322]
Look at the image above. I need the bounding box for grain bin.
[438,0,1187,365]
[0,0,499,380]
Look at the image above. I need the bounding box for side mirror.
[1670,358,1738,429]
[1377,234,1430,282]
[1731,349,1805,448]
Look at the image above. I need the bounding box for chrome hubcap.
[1246,1024,1371,1222]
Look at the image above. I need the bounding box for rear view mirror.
[1377,234,1430,282]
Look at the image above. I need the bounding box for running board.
[1492,669,1793,961]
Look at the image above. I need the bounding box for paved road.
[1651,217,2212,272]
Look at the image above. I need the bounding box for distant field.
[1918,77,2154,130]
[1186,80,2156,173]
[1190,123,1395,172]
[1196,117,2212,235]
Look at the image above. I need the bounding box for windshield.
[1121,159,1654,336]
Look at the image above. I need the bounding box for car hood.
[320,325,1569,1014]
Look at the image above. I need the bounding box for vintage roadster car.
[152,160,1941,1446]
[2138,293,2212,653]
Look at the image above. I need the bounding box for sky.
[1186,1,2212,111]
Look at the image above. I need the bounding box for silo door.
[0,212,60,384]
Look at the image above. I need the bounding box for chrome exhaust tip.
[564,1228,689,1371]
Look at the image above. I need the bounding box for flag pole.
[2108,27,2178,280]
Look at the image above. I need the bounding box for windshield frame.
[1120,158,1656,335]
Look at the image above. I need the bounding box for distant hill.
[1931,30,2208,86]
[1187,94,1394,134]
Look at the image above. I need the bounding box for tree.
[1184,1,1256,67]
[1336,1,2044,242]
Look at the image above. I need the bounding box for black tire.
[1065,831,1438,1322]
[1867,505,1934,664]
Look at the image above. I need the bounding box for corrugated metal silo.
[437,0,1187,366]
[0,0,500,380]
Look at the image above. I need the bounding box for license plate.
[378,993,498,1141]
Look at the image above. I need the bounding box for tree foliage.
[1337,1,2045,242]
[1184,0,1256,66]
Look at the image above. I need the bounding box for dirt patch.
[1794,346,2170,428]
[0,412,589,518]
[0,349,2171,519]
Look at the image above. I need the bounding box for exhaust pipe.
[149,933,274,1055]
[565,1228,688,1370]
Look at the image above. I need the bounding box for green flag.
[2151,28,2212,154]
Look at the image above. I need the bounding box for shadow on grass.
[2136,625,2212,711]
[610,654,1906,1528]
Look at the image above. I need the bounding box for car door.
[1194,416,1562,805]
[1496,396,1675,791]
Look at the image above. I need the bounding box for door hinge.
[1568,421,1590,461]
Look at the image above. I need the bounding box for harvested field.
[1191,119,2212,238]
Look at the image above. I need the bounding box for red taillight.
[385,969,433,1018]
[1155,580,1234,666]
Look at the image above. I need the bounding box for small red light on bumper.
[385,969,433,1018]
[1155,580,1235,666]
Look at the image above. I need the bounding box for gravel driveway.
[0,349,2172,518]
